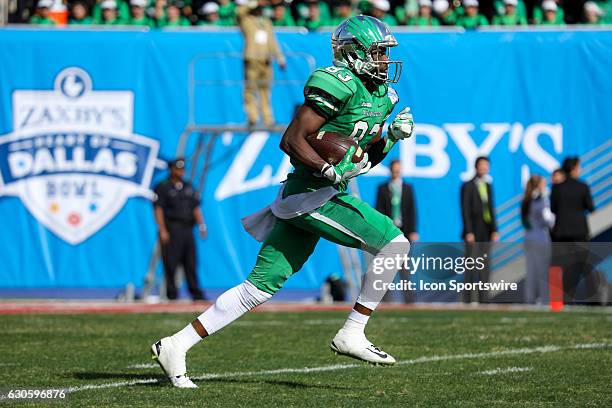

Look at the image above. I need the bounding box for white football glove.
[320,146,371,184]
[388,107,415,142]
[384,107,415,153]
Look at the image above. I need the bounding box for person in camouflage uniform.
[151,16,416,388]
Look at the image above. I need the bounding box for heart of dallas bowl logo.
[0,67,159,245]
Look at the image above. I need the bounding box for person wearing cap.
[493,0,526,19]
[270,0,296,27]
[69,1,94,25]
[158,1,191,26]
[237,0,286,127]
[456,0,489,29]
[583,1,604,24]
[297,0,330,31]
[492,0,527,25]
[198,2,223,25]
[153,158,207,301]
[432,0,457,25]
[213,0,236,25]
[128,0,155,26]
[30,0,56,25]
[532,0,565,25]
[408,0,441,26]
[93,0,131,24]
[328,0,354,26]
[538,0,565,25]
[97,0,125,24]
[368,0,398,26]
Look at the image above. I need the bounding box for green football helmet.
[332,15,402,84]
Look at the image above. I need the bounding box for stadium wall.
[0,28,611,290]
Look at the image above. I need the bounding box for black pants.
[462,242,491,303]
[161,225,204,300]
[552,239,594,304]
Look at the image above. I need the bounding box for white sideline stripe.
[478,367,533,376]
[67,342,608,394]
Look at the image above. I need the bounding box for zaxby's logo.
[0,67,159,244]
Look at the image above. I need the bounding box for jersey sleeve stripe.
[304,86,344,118]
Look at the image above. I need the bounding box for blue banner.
[0,28,610,290]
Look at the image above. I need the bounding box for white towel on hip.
[241,185,338,242]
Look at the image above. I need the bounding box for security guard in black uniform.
[153,158,206,301]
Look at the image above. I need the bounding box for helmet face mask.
[332,16,402,85]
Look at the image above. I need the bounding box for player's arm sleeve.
[383,86,400,122]
[366,137,387,168]
[303,70,353,120]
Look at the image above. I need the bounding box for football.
[306,131,365,165]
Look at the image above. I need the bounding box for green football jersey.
[284,65,398,195]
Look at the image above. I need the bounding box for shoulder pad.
[303,67,358,118]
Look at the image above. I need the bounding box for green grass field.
[1,309,611,407]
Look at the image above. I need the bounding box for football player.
[151,15,415,388]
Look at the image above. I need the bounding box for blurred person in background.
[368,0,398,26]
[93,0,131,24]
[198,2,222,25]
[394,0,420,25]
[298,0,330,30]
[539,0,565,25]
[68,0,94,24]
[551,168,565,185]
[178,0,196,23]
[456,0,489,29]
[583,1,604,24]
[492,0,527,25]
[595,0,612,23]
[376,160,418,243]
[432,0,457,25]
[154,158,207,301]
[152,0,168,26]
[550,157,595,304]
[30,0,56,24]
[376,160,418,304]
[218,0,237,25]
[129,0,154,25]
[270,0,296,26]
[493,0,526,19]
[329,0,354,26]
[461,156,498,303]
[296,0,331,25]
[521,175,555,305]
[98,0,124,24]
[158,1,191,26]
[238,0,286,127]
[533,0,565,25]
[408,0,440,26]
